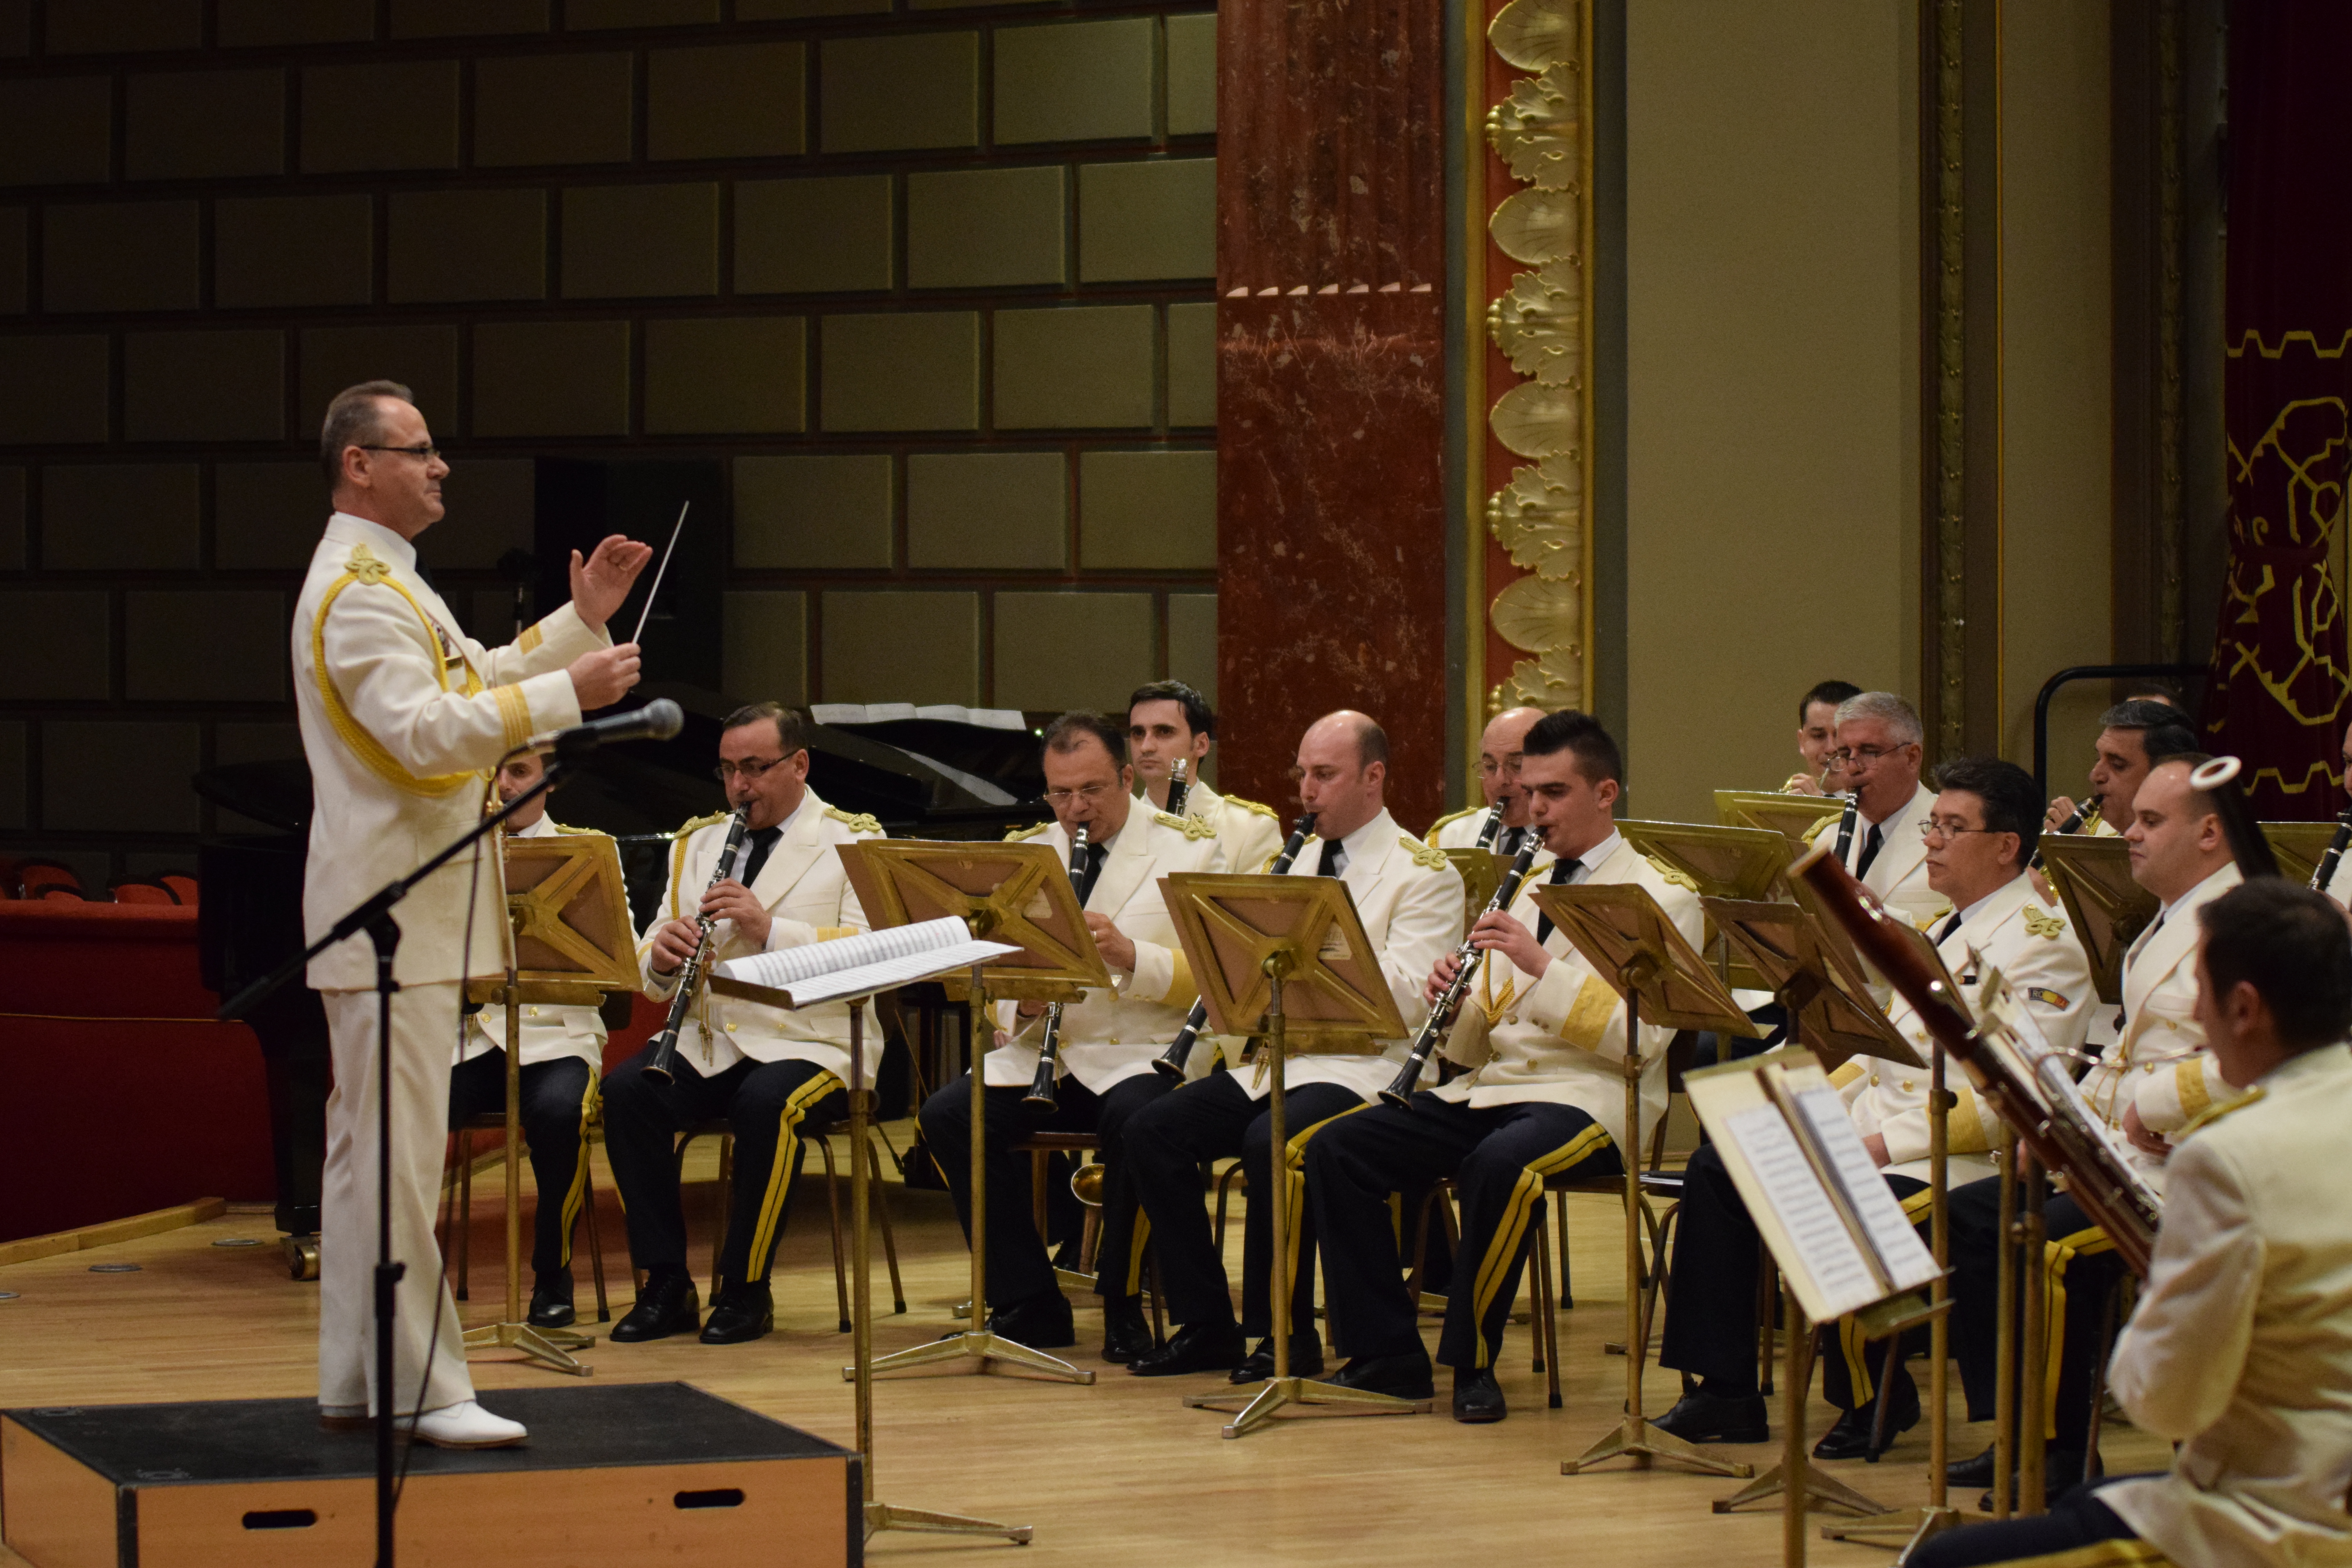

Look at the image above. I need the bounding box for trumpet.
[1165,756,1192,819]
[642,806,752,1083]
[1152,811,1318,1079]
[1023,824,1091,1108]
[1380,833,1541,1107]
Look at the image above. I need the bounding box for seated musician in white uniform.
[1782,677,1861,795]
[1305,710,1694,1423]
[1915,879,2352,1568]
[1655,758,2091,1457]
[601,702,885,1347]
[2042,699,2200,842]
[916,711,1227,1358]
[1123,711,1461,1380]
[1813,692,1941,920]
[445,750,608,1330]
[1426,705,1545,853]
[1127,680,1282,874]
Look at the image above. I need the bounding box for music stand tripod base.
[1564,1417,1754,1479]
[1709,1456,1884,1515]
[866,1502,1034,1545]
[463,1320,594,1376]
[1185,1377,1435,1439]
[860,1328,1096,1384]
[1818,1505,1962,1554]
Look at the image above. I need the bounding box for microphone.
[521,698,684,759]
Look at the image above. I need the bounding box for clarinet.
[1472,799,1506,851]
[1380,836,1542,1107]
[1831,790,1860,866]
[2029,801,2096,871]
[1165,756,1192,819]
[1152,811,1318,1079]
[2312,799,2352,895]
[1023,824,1091,1108]
[642,806,751,1083]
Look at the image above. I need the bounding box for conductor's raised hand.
[1424,950,1464,1004]
[570,534,654,633]
[1467,908,1549,980]
[566,642,641,709]
[650,916,702,974]
[699,879,772,948]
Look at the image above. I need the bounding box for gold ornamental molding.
[1489,260,1582,385]
[1488,456,1582,577]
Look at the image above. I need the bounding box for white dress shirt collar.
[329,510,420,572]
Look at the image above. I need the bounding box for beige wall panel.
[563,183,719,296]
[0,207,21,313]
[300,324,460,431]
[735,453,894,568]
[475,53,632,167]
[821,33,977,152]
[1165,13,1217,137]
[570,0,720,25]
[0,79,111,185]
[1078,158,1215,282]
[216,195,373,309]
[1624,0,1918,822]
[0,721,22,830]
[741,0,886,16]
[126,70,285,179]
[650,42,806,160]
[44,464,200,569]
[0,594,111,700]
[0,466,21,568]
[425,458,535,568]
[1080,448,1214,569]
[46,0,200,53]
[739,175,893,294]
[125,330,284,442]
[820,312,980,431]
[44,201,200,313]
[392,0,548,36]
[219,0,374,45]
[723,590,809,705]
[0,335,109,443]
[217,462,329,570]
[1998,0,2113,771]
[821,590,979,704]
[388,189,546,302]
[907,450,1067,569]
[473,321,631,436]
[995,303,1154,429]
[303,61,459,172]
[45,722,202,833]
[1166,300,1216,426]
[644,316,807,434]
[1167,591,1216,704]
[907,166,1066,289]
[127,592,287,702]
[994,591,1154,711]
[995,18,1154,145]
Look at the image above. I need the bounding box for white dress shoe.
[403,1400,528,1449]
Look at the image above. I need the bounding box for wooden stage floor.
[0,1124,2166,1565]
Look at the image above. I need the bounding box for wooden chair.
[1010,1130,1166,1342]
[445,1112,613,1323]
[671,1115,905,1332]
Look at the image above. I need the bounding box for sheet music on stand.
[713,917,1015,1009]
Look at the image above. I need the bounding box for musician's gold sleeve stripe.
[1160,949,1195,1009]
[1945,1084,1993,1155]
[1975,1543,2170,1568]
[816,926,857,942]
[517,620,545,654]
[1558,975,1618,1049]
[1828,1060,1866,1089]
[1898,1186,1935,1221]
[492,683,532,753]
[2174,1058,2214,1123]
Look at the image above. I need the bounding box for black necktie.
[1855,822,1885,879]
[1318,837,1345,878]
[1533,857,1579,945]
[1073,840,1105,906]
[1935,910,1964,945]
[740,826,782,884]
[1499,827,1524,856]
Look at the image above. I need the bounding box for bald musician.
[1127,680,1283,875]
[1783,678,1862,795]
[1426,706,1545,854]
[1123,712,1461,1379]
[1817,691,1940,918]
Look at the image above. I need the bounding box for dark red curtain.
[2203,0,2352,816]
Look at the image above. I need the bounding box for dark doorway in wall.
[534,459,726,697]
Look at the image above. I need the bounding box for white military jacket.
[1819,780,1943,918]
[1171,778,1284,877]
[1435,832,1704,1156]
[637,789,886,1088]
[986,808,1226,1094]
[1831,872,2093,1185]
[2079,861,2241,1192]
[2102,1044,2352,1568]
[455,815,610,1071]
[295,512,605,991]
[1236,808,1463,1102]
[1426,805,1543,858]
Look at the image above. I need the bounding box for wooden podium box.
[1,1383,856,1568]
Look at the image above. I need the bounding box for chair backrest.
[160,873,199,906]
[38,884,88,901]
[16,862,79,898]
[110,880,180,906]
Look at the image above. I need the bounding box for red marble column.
[1213,0,1452,830]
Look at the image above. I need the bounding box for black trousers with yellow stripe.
[1308,1094,1621,1370]
[1906,1477,2156,1566]
[1125,1072,1366,1337]
[446,1051,595,1279]
[1949,1176,2116,1445]
[601,1049,846,1294]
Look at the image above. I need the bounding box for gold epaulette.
[2022,906,2067,939]
[1225,795,1278,820]
[1157,809,1216,841]
[1423,805,1481,846]
[1642,853,1699,893]
[824,805,884,835]
[1004,822,1051,842]
[1801,812,1839,846]
[1401,835,1448,872]
[2178,1084,2265,1138]
[549,820,602,836]
[674,809,731,839]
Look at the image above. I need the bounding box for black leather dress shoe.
[1229,1334,1324,1384]
[1452,1368,1507,1423]
[1974,1447,2087,1513]
[1814,1374,1919,1460]
[1101,1296,1157,1363]
[1130,1321,1249,1377]
[610,1273,700,1343]
[1947,1443,1997,1489]
[985,1289,1076,1349]
[1652,1387,1770,1444]
[700,1284,774,1344]
[1321,1350,1435,1401]
[527,1272,575,1329]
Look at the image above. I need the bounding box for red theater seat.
[110,880,180,906]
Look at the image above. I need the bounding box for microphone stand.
[217,759,570,1568]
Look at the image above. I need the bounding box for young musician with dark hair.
[1914,878,2352,1568]
[1785,678,1863,795]
[1127,680,1282,874]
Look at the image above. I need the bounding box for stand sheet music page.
[717,917,1016,1007]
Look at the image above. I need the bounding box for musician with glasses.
[1815,691,1941,918]
[1654,758,2091,1456]
[599,702,885,1347]
[1913,878,2352,1568]
[1127,681,1282,875]
[1426,706,1548,854]
[917,711,1227,1360]
[1783,678,1862,795]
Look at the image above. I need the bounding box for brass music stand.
[2036,835,2157,1006]
[1621,820,1798,991]
[1442,846,1509,933]
[460,829,638,1376]
[1715,789,1847,849]
[840,838,1108,1385]
[1535,881,1760,1481]
[1158,871,1431,1438]
[2262,820,2338,886]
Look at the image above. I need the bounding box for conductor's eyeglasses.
[714,757,788,782]
[357,443,442,461]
